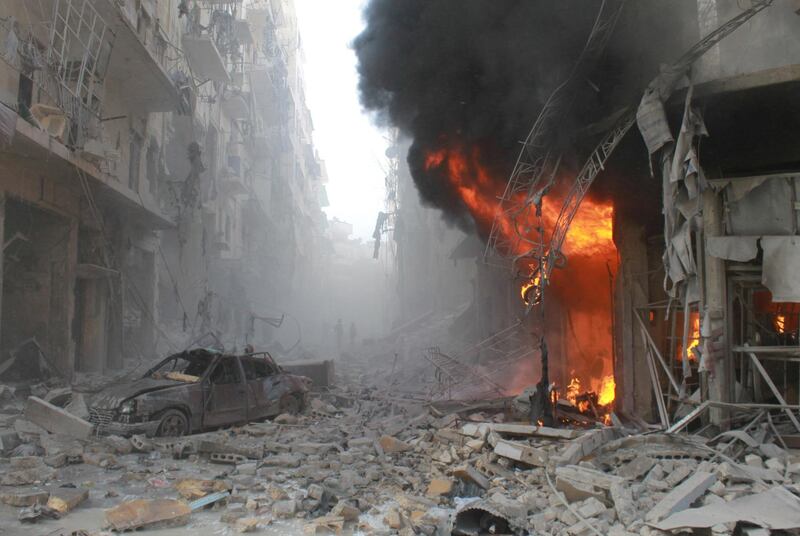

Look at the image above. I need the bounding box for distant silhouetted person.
[334,319,344,354]
[349,321,357,348]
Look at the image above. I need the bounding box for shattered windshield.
[149,353,214,382]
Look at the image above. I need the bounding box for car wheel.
[156,409,189,437]
[280,394,302,415]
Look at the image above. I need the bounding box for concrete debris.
[0,378,794,535]
[46,487,89,514]
[175,479,232,500]
[0,490,49,507]
[24,396,94,440]
[105,499,192,531]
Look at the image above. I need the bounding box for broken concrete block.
[304,515,346,534]
[0,430,21,454]
[646,471,716,522]
[0,490,49,507]
[272,499,298,518]
[556,465,625,490]
[10,456,43,469]
[664,464,693,487]
[1,467,56,486]
[47,488,89,514]
[453,464,490,490]
[175,479,231,500]
[307,483,325,500]
[24,397,93,440]
[617,455,655,480]
[44,453,68,468]
[265,483,289,501]
[384,508,403,529]
[610,483,636,526]
[556,475,605,504]
[103,435,133,455]
[379,435,412,454]
[105,499,192,531]
[331,501,360,521]
[493,438,548,466]
[235,517,260,533]
[577,497,606,518]
[82,452,120,469]
[744,454,763,467]
[765,457,785,472]
[425,478,454,497]
[274,413,298,424]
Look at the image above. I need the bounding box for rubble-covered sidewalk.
[0,368,798,536]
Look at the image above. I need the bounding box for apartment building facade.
[0,0,327,377]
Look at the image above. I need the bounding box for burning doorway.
[423,143,620,418]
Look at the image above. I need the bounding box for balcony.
[182,34,231,84]
[91,0,179,112]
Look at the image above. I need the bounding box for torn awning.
[705,236,758,262]
[762,236,800,302]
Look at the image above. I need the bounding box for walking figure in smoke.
[334,319,344,355]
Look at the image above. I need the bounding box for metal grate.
[87,407,114,433]
[48,0,114,142]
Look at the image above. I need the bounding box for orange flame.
[597,375,615,406]
[423,144,614,260]
[685,313,700,361]
[424,141,617,413]
[775,314,786,334]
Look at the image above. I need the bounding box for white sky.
[295,0,389,241]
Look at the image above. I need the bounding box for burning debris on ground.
[0,0,800,534]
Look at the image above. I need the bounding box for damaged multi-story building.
[364,0,800,430]
[0,0,328,379]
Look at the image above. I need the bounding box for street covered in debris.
[1,0,800,535]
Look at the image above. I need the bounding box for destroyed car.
[87,349,311,437]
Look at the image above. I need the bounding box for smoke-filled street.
[0,0,799,535]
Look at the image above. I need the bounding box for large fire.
[424,141,618,411]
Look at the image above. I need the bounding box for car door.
[244,356,283,419]
[202,356,248,428]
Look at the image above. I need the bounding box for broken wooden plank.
[645,471,716,523]
[24,396,93,440]
[493,438,548,466]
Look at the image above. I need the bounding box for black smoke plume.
[354,0,698,230]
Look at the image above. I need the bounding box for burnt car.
[87,349,311,437]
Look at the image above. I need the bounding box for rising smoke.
[354,1,611,230]
[354,0,698,232]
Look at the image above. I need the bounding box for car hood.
[90,378,184,409]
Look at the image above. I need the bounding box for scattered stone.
[274,413,298,424]
[175,479,231,500]
[47,488,89,514]
[106,499,192,531]
[425,478,454,497]
[235,517,261,532]
[379,435,412,454]
[331,501,360,521]
[272,499,298,518]
[24,396,93,440]
[0,490,50,507]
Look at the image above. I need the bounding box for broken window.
[209,357,241,385]
[242,357,276,380]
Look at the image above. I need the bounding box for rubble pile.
[0,377,798,534]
